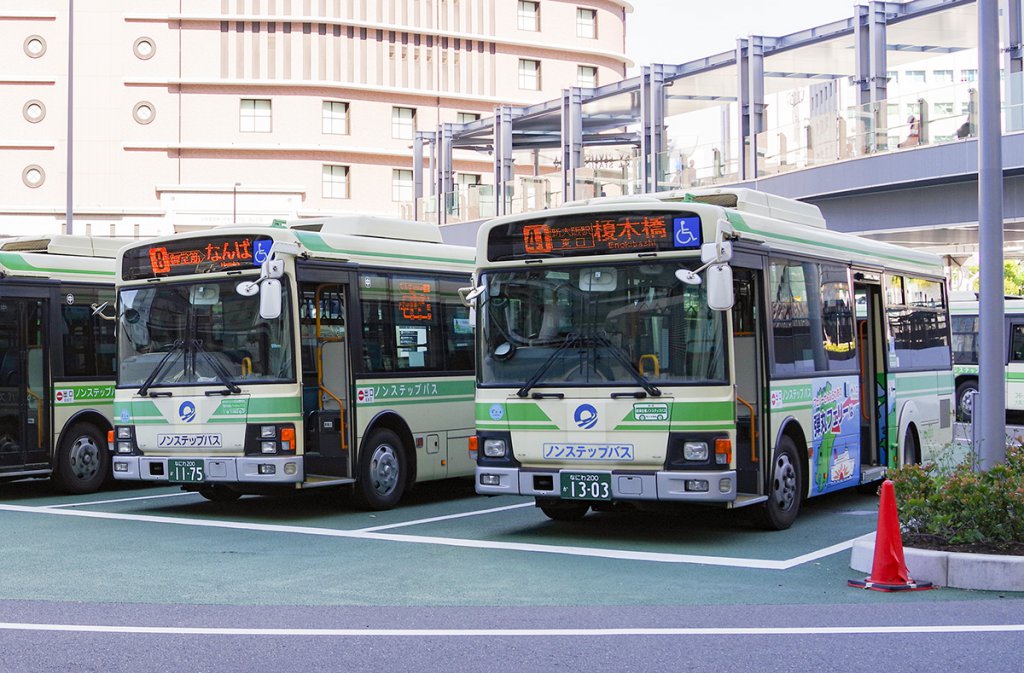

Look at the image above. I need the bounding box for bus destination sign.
[122,236,274,280]
[487,211,702,261]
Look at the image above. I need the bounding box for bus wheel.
[353,428,407,510]
[537,499,590,522]
[903,427,920,465]
[198,485,242,502]
[752,436,802,531]
[955,380,978,422]
[54,424,109,495]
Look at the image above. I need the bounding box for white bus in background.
[469,189,954,529]
[111,217,475,508]
[0,235,121,493]
[949,293,1024,421]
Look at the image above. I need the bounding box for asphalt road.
[0,476,1021,672]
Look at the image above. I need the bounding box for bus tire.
[903,426,920,465]
[198,485,242,503]
[537,499,590,522]
[955,379,978,422]
[353,428,407,510]
[752,435,802,531]
[53,423,109,495]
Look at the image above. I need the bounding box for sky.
[625,0,865,70]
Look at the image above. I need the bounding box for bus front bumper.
[474,467,737,503]
[111,455,304,484]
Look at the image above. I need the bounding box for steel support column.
[561,87,583,202]
[1004,0,1024,132]
[493,106,514,216]
[439,123,453,225]
[868,2,889,151]
[648,63,667,192]
[413,132,427,221]
[639,66,651,192]
[978,0,1006,468]
[737,37,765,180]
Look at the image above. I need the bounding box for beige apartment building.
[0,0,630,236]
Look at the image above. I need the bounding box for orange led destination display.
[123,235,273,280]
[487,212,702,262]
[396,279,434,322]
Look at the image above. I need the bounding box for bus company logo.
[574,404,598,430]
[489,404,504,421]
[178,401,197,423]
[356,387,376,404]
[54,389,74,404]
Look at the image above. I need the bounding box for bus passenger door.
[854,281,889,476]
[732,267,767,499]
[1008,322,1024,416]
[0,298,48,472]
[299,282,352,479]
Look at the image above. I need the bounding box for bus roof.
[950,292,1024,314]
[117,218,473,279]
[477,189,943,277]
[0,235,121,280]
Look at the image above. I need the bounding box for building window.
[456,112,481,125]
[392,169,413,202]
[933,69,954,84]
[905,70,926,83]
[961,69,977,82]
[323,101,349,135]
[392,106,416,140]
[518,59,540,90]
[933,102,954,117]
[576,8,597,38]
[517,1,539,31]
[240,99,272,133]
[886,70,898,83]
[323,164,349,199]
[906,102,921,118]
[886,103,900,120]
[577,65,598,88]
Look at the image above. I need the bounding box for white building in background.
[1,0,630,237]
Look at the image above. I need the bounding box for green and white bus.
[111,217,475,508]
[950,293,1024,421]
[0,235,121,493]
[469,188,954,529]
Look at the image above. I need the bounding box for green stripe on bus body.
[476,402,556,424]
[362,395,475,406]
[0,252,115,277]
[724,211,937,269]
[669,401,733,423]
[294,232,474,266]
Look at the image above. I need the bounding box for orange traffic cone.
[848,479,935,592]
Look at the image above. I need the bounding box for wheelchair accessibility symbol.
[673,216,701,249]
[253,239,274,266]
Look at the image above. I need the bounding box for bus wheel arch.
[53,412,112,494]
[897,402,922,466]
[353,412,415,510]
[752,420,806,531]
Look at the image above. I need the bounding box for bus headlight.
[261,441,277,453]
[483,439,507,458]
[260,426,276,439]
[117,426,132,440]
[683,441,709,461]
[117,442,133,454]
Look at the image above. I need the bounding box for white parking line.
[0,622,1022,636]
[355,502,534,532]
[45,492,200,509]
[0,503,866,570]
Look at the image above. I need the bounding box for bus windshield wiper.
[137,339,186,397]
[516,333,580,398]
[589,333,662,397]
[191,339,242,394]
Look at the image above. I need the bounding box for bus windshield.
[479,263,727,389]
[116,277,295,388]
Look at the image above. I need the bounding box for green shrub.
[889,444,1024,552]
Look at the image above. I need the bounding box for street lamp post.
[232,182,241,223]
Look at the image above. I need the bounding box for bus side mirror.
[706,264,734,311]
[259,278,282,320]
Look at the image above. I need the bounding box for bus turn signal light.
[468,436,478,461]
[281,427,296,451]
[715,438,732,465]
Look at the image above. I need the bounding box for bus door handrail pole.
[857,320,870,421]
[735,393,757,462]
[315,284,348,451]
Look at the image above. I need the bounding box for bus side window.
[1012,325,1024,362]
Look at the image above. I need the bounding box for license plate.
[560,472,611,501]
[168,459,205,483]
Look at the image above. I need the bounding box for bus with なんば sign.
[110,217,476,508]
[467,188,954,529]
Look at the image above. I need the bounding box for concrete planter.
[850,533,1024,591]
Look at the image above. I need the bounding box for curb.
[850,533,1024,591]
